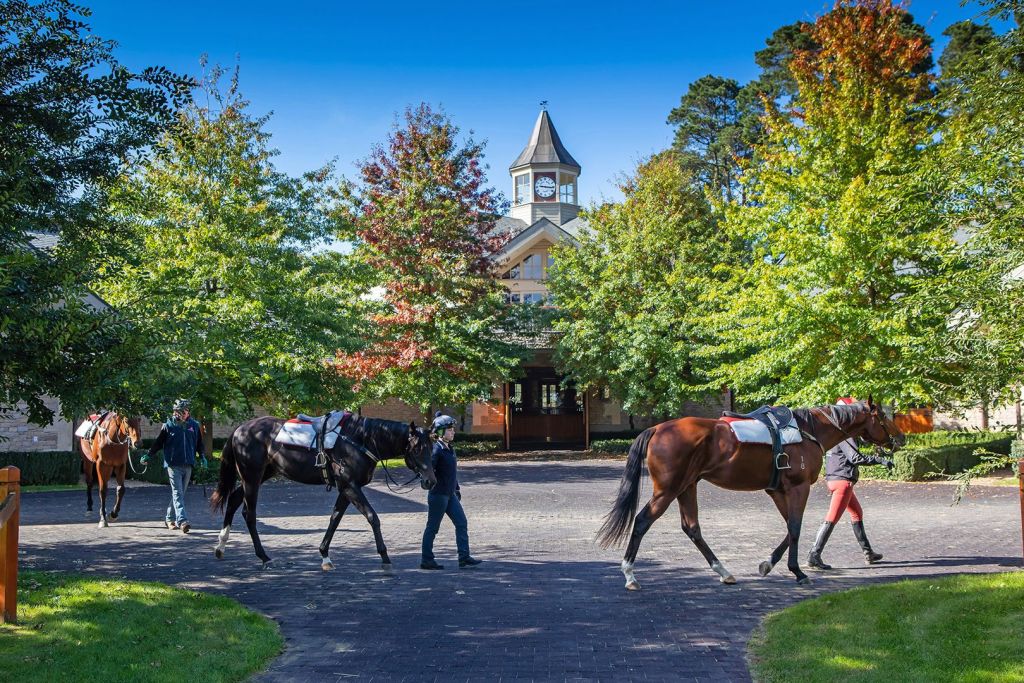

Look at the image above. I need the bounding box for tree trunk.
[980,401,989,431]
[202,417,214,459]
[1015,397,1021,439]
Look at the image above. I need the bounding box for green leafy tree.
[0,0,189,425]
[548,154,736,416]
[712,0,963,406]
[335,104,523,413]
[938,20,997,76]
[100,66,358,444]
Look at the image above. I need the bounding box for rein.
[322,419,423,494]
[812,405,897,457]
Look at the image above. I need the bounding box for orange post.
[0,466,20,624]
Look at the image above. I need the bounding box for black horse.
[210,415,436,569]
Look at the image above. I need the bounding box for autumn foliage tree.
[709,0,965,405]
[336,105,523,411]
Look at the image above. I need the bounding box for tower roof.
[510,110,581,173]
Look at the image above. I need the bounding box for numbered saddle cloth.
[721,414,803,446]
[274,410,350,450]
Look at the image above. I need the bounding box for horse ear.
[867,394,875,409]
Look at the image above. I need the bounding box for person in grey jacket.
[142,399,206,533]
[807,398,894,570]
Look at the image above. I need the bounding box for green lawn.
[0,570,282,683]
[21,483,85,493]
[749,572,1024,683]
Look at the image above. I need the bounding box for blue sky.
[87,0,988,206]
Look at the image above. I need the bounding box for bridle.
[813,404,900,456]
[333,421,429,494]
[98,414,137,447]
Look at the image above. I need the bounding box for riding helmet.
[430,411,456,436]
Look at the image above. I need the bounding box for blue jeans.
[165,465,193,524]
[421,491,470,562]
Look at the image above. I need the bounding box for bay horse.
[596,399,904,589]
[210,415,436,569]
[78,412,143,528]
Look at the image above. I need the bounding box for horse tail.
[210,428,239,512]
[596,427,655,549]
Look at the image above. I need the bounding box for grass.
[749,572,1024,683]
[0,570,282,683]
[21,483,84,493]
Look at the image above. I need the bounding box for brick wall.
[0,397,74,453]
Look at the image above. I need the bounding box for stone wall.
[0,397,74,453]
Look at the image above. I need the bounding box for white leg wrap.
[216,527,230,551]
[622,560,640,590]
[711,560,736,584]
[321,555,334,570]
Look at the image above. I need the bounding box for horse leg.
[214,486,245,560]
[110,464,126,520]
[318,492,351,571]
[758,489,792,577]
[677,487,735,584]
[343,485,391,569]
[97,463,111,528]
[784,483,812,585]
[240,481,272,568]
[621,493,674,591]
[84,458,95,514]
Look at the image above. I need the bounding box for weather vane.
[539,100,548,111]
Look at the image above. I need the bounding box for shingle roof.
[509,111,581,173]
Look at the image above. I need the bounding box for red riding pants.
[825,479,863,523]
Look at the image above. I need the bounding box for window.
[514,174,530,205]
[504,292,521,304]
[501,263,520,279]
[509,383,523,406]
[545,253,555,277]
[559,175,576,204]
[522,254,543,279]
[522,292,545,305]
[540,383,562,412]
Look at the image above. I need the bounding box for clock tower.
[509,109,581,227]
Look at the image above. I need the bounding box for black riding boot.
[851,521,883,563]
[807,521,835,570]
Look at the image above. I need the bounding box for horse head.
[406,422,437,490]
[858,396,905,454]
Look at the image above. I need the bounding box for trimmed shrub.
[862,434,1015,481]
[0,451,80,485]
[590,438,634,454]
[455,440,502,456]
[1011,439,1024,460]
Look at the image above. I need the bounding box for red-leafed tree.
[336,104,524,411]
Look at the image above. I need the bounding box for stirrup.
[314,451,327,468]
[775,452,792,470]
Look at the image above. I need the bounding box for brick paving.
[18,460,1023,682]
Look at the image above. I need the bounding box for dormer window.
[514,174,530,206]
[559,175,576,204]
[522,254,543,279]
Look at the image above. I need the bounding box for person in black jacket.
[420,412,482,570]
[807,398,894,569]
[142,399,207,533]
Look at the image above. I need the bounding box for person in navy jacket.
[143,398,207,533]
[420,412,482,570]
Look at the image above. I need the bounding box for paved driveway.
[18,460,1023,682]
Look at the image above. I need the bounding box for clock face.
[534,175,556,199]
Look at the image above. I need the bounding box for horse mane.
[796,401,866,433]
[344,416,410,459]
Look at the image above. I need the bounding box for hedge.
[861,434,1015,481]
[0,451,80,485]
[1011,439,1024,460]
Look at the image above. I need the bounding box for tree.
[667,76,762,202]
[938,20,997,76]
[335,104,524,412]
[100,66,358,444]
[0,0,189,425]
[548,154,736,416]
[712,0,964,406]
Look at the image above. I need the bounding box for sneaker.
[458,556,483,568]
[179,522,191,534]
[419,560,444,570]
[165,520,178,530]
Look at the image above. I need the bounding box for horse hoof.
[215,548,224,560]
[720,574,737,585]
[322,559,335,571]
[260,559,273,570]
[625,580,641,591]
[381,563,393,571]
[758,561,773,576]
[797,576,812,586]
[109,512,119,520]
[98,519,108,529]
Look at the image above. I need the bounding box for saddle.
[275,410,354,490]
[74,411,110,443]
[721,405,799,489]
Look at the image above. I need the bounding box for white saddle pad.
[273,411,349,450]
[726,417,803,446]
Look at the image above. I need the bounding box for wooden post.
[1019,459,1024,566]
[0,466,21,624]
[583,389,590,451]
[503,383,511,452]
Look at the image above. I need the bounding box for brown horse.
[79,412,142,528]
[596,399,904,589]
